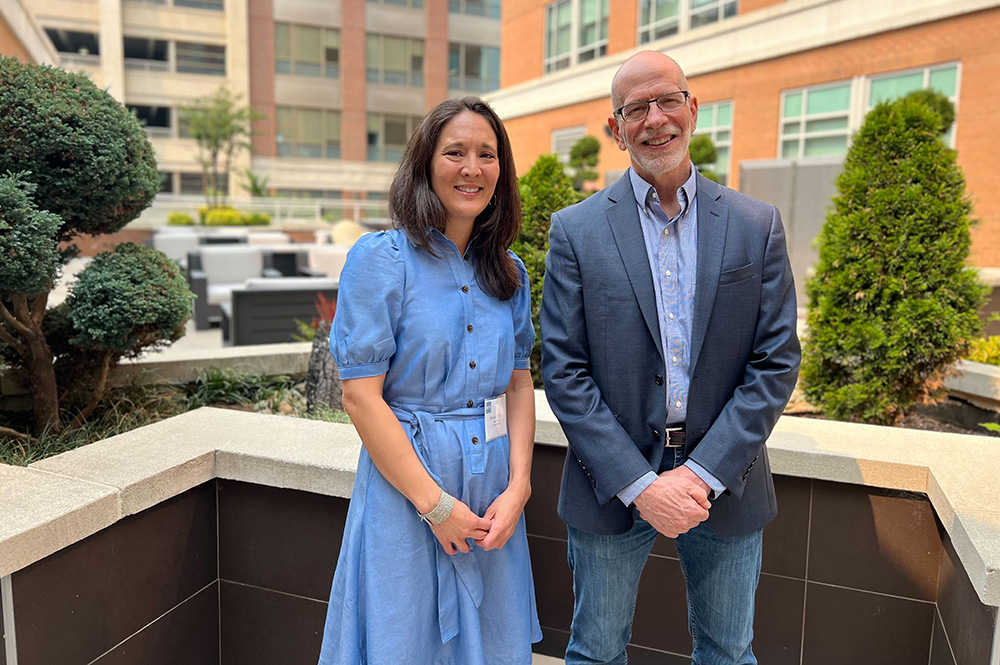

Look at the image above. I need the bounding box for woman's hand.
[475,483,530,551]
[430,498,491,555]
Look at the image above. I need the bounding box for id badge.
[484,394,508,442]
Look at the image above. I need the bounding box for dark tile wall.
[525,445,997,664]
[937,534,997,665]
[220,581,328,665]
[930,610,958,665]
[11,483,218,665]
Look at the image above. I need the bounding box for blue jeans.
[565,451,763,665]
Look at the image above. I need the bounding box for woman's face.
[430,110,500,229]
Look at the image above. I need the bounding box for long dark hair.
[389,97,522,301]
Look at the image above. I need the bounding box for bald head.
[611,51,688,111]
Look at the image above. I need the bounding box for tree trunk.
[306,321,342,412]
[22,325,62,435]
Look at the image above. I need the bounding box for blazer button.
[654,375,663,386]
[652,429,660,441]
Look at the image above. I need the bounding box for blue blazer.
[540,172,801,537]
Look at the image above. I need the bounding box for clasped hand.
[633,465,712,538]
[430,487,528,555]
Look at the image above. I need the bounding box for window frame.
[448,43,500,93]
[637,0,739,46]
[693,100,733,186]
[367,113,423,162]
[275,23,341,79]
[543,0,608,74]
[275,107,342,160]
[366,34,425,87]
[865,61,960,147]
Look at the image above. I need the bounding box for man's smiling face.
[609,52,698,183]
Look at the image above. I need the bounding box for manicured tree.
[0,57,188,437]
[689,134,720,183]
[512,154,581,385]
[800,97,987,425]
[568,135,600,192]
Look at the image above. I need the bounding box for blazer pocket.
[718,262,757,286]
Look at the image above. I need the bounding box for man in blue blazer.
[541,51,801,664]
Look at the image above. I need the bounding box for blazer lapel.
[690,174,729,373]
[606,174,664,361]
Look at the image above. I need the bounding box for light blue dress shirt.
[617,167,726,507]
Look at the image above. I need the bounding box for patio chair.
[222,277,339,346]
[187,246,280,329]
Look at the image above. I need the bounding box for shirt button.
[461,285,469,293]
[464,254,470,261]
[675,400,682,408]
[472,436,479,445]
[665,270,671,277]
[467,400,474,408]
[663,228,669,236]
[467,324,474,332]
[668,313,674,320]
[672,356,678,363]
[469,361,476,369]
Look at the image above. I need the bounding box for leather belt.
[664,425,686,448]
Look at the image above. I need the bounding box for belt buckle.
[664,425,685,448]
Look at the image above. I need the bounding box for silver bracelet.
[418,489,455,526]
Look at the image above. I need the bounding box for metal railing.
[142,194,390,226]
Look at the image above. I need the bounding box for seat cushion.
[200,246,264,284]
[207,282,243,306]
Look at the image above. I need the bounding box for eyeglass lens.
[621,92,687,121]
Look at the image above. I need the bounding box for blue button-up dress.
[317,229,541,665]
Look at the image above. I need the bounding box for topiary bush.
[168,212,195,226]
[0,57,159,240]
[512,154,581,385]
[800,97,987,425]
[0,57,189,438]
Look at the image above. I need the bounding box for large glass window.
[449,0,501,19]
[276,107,341,159]
[448,44,500,93]
[366,34,424,87]
[45,29,100,55]
[545,0,607,73]
[275,24,340,78]
[638,0,738,45]
[693,100,733,185]
[123,37,169,70]
[180,172,228,194]
[368,0,424,7]
[779,82,851,159]
[176,42,225,76]
[868,63,959,145]
[367,114,422,161]
[129,105,172,138]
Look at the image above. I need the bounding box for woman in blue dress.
[317,97,542,664]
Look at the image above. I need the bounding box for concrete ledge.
[946,360,1000,412]
[2,395,999,609]
[113,342,313,385]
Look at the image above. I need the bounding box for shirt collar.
[629,164,698,221]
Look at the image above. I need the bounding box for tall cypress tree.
[801,96,987,425]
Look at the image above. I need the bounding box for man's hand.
[633,465,712,538]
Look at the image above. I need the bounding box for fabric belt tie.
[389,403,484,645]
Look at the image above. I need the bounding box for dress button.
[469,361,476,369]
[654,375,663,386]
[461,285,469,293]
[467,324,474,332]
[464,254,470,261]
[472,437,479,445]
[467,400,474,408]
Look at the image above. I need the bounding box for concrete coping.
[1,392,998,609]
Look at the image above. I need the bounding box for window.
[129,105,172,138]
[449,0,501,19]
[176,42,225,76]
[551,126,586,164]
[45,29,100,55]
[275,24,340,78]
[693,101,732,185]
[174,0,223,9]
[448,44,500,93]
[368,0,424,7]
[779,82,852,159]
[367,114,422,161]
[159,171,175,194]
[868,63,959,145]
[123,37,169,71]
[179,173,228,195]
[276,107,341,159]
[367,35,424,87]
[545,0,608,73]
[638,0,738,45]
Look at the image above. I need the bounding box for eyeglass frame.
[614,90,691,122]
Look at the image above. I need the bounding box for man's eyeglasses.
[614,91,690,122]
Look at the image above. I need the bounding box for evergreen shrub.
[204,207,244,226]
[512,154,581,385]
[168,212,195,226]
[243,212,271,226]
[800,97,987,425]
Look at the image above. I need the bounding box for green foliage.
[0,57,159,239]
[801,98,987,425]
[689,134,720,183]
[513,154,581,385]
[243,212,271,226]
[902,89,955,136]
[69,243,193,355]
[569,135,600,191]
[184,367,294,409]
[168,212,195,226]
[967,336,1000,366]
[181,87,262,208]
[239,168,270,197]
[0,174,62,296]
[980,422,1000,435]
[204,207,244,226]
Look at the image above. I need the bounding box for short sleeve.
[509,251,535,370]
[330,232,404,380]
